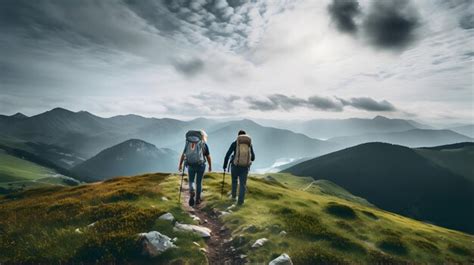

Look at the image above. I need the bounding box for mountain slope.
[416,142,474,183]
[329,129,473,148]
[0,150,79,194]
[1,173,472,264]
[72,139,178,181]
[283,142,474,234]
[449,124,474,138]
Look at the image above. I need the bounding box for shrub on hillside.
[324,202,357,219]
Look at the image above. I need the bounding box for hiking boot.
[196,198,202,205]
[189,191,195,206]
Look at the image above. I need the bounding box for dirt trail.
[180,180,246,265]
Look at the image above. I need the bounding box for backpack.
[233,135,252,167]
[184,130,206,166]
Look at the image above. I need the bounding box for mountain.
[256,115,431,139]
[0,108,189,157]
[449,124,474,138]
[203,119,340,169]
[283,142,474,234]
[329,129,473,148]
[1,172,472,264]
[72,139,178,181]
[416,142,474,183]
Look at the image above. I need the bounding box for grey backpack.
[184,130,205,166]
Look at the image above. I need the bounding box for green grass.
[199,172,474,264]
[0,150,56,182]
[0,174,207,264]
[0,150,78,193]
[1,172,473,264]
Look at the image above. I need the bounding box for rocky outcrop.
[138,231,176,257]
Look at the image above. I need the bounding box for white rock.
[158,212,175,222]
[174,222,211,238]
[190,214,201,222]
[269,253,293,265]
[138,231,176,257]
[252,238,268,248]
[161,196,169,201]
[74,228,82,234]
[199,247,208,253]
[219,211,231,216]
[279,230,287,236]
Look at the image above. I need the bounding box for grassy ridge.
[0,174,206,264]
[202,172,473,264]
[0,150,77,193]
[0,172,473,264]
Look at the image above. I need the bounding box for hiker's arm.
[251,144,255,161]
[206,155,212,172]
[223,142,235,170]
[178,153,185,172]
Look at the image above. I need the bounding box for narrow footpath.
[180,182,246,265]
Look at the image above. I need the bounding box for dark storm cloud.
[338,97,396,111]
[362,0,420,50]
[459,14,474,29]
[307,96,343,111]
[172,58,205,77]
[327,0,361,34]
[246,94,396,112]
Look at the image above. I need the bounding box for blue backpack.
[184,130,205,166]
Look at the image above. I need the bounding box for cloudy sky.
[0,0,473,124]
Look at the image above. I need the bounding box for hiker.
[179,130,212,206]
[223,130,255,205]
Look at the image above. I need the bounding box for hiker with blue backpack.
[223,130,255,205]
[178,130,212,206]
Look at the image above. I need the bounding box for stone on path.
[174,222,211,238]
[269,253,293,265]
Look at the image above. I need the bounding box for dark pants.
[231,165,249,205]
[188,164,205,200]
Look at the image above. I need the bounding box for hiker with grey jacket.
[223,130,255,205]
[179,130,212,206]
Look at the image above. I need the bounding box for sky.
[0,0,473,124]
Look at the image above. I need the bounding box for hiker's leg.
[195,164,205,201]
[237,167,249,205]
[188,166,196,193]
[231,165,238,199]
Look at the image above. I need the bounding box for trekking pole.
[220,171,225,199]
[178,165,185,203]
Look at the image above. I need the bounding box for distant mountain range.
[0,107,471,176]
[448,124,474,138]
[329,129,473,148]
[283,142,474,234]
[257,115,433,139]
[72,139,178,181]
[0,108,340,170]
